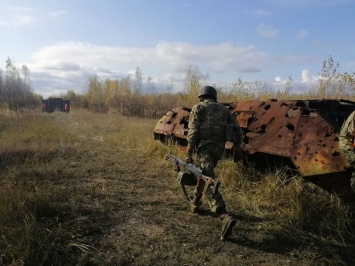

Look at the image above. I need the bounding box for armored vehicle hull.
[154,99,355,201]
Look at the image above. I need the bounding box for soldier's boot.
[188,195,202,213]
[218,208,236,240]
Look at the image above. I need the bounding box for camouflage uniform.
[339,111,355,192]
[186,94,243,239]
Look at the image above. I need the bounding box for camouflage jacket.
[187,99,242,155]
[339,111,355,165]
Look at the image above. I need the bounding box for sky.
[1,0,355,98]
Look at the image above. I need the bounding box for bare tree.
[133,67,142,95]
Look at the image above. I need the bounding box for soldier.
[64,103,70,114]
[186,85,243,240]
[339,111,355,192]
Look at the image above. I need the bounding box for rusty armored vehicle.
[154,99,355,202]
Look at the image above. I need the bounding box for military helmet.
[198,86,217,99]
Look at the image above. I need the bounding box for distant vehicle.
[42,98,70,113]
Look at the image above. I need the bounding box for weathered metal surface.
[153,106,190,147]
[230,100,352,176]
[154,99,355,200]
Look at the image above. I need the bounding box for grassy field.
[0,108,354,265]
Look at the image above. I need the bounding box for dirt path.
[44,111,352,266]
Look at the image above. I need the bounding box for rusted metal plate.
[291,116,350,176]
[153,107,190,146]
[229,100,353,175]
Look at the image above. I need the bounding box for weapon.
[166,152,220,203]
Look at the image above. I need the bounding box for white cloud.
[257,23,278,38]
[14,15,35,25]
[0,5,37,27]
[297,29,309,38]
[301,69,318,83]
[30,41,272,75]
[48,10,67,18]
[274,76,282,82]
[272,71,320,94]
[16,41,317,97]
[0,20,9,26]
[254,9,273,17]
[4,6,38,13]
[273,70,319,92]
[0,15,35,26]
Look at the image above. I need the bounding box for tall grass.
[217,159,355,243]
[0,108,354,265]
[0,183,36,265]
[0,109,78,265]
[0,108,165,264]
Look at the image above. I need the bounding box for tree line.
[1,56,354,118]
[0,58,42,109]
[66,56,354,118]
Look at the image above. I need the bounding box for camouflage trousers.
[342,149,355,168]
[194,144,226,213]
[341,150,355,192]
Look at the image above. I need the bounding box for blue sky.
[1,0,354,97]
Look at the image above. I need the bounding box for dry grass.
[218,159,354,237]
[0,108,354,266]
